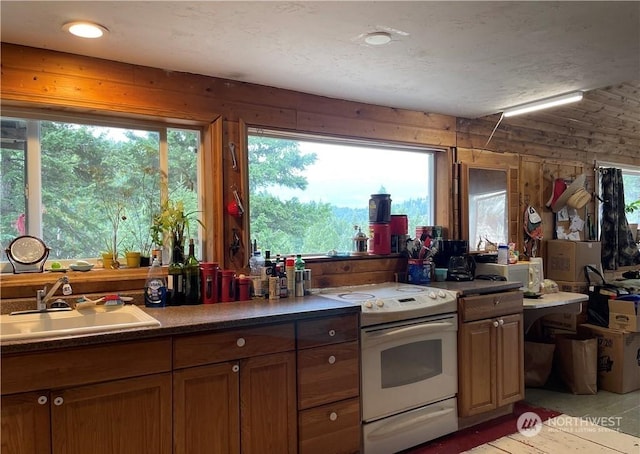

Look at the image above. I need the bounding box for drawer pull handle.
[328,355,336,365]
[232,364,240,373]
[498,319,504,326]
[329,412,338,421]
[53,397,64,406]
[493,321,499,328]
[494,298,501,305]
[38,395,47,405]
[328,329,336,337]
[236,337,246,347]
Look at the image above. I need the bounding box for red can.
[368,223,391,255]
[200,262,219,304]
[390,214,408,235]
[220,270,236,302]
[236,277,251,301]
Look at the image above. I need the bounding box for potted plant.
[151,198,203,262]
[124,244,142,268]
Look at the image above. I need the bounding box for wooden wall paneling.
[434,149,454,235]
[223,120,246,271]
[508,165,520,249]
[519,156,545,256]
[204,118,225,264]
[295,94,456,130]
[296,111,455,146]
[309,257,406,289]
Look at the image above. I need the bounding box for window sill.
[1,267,154,300]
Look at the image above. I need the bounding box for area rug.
[401,401,562,454]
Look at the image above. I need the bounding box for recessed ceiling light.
[364,32,392,46]
[63,21,108,39]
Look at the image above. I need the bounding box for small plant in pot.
[151,198,203,263]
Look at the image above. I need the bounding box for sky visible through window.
[274,141,432,210]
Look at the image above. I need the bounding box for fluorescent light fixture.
[503,91,583,117]
[364,32,392,46]
[63,21,108,39]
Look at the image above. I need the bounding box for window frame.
[246,126,442,257]
[1,107,205,272]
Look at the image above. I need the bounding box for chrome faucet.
[36,276,72,311]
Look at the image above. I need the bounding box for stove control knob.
[364,300,373,309]
[437,290,447,298]
[428,291,437,299]
[376,299,385,307]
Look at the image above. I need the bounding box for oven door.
[361,313,457,422]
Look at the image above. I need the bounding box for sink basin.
[1,305,161,341]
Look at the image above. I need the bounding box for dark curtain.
[600,168,640,269]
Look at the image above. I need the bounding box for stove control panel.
[359,288,457,315]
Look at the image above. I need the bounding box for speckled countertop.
[1,280,522,355]
[0,296,360,354]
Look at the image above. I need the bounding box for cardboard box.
[542,312,587,332]
[578,324,640,393]
[546,240,601,282]
[608,298,640,332]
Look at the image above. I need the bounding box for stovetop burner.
[318,282,458,326]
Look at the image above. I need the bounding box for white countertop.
[522,291,589,333]
[523,291,588,309]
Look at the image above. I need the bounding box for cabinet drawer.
[297,313,359,349]
[173,323,295,369]
[298,398,360,454]
[297,341,359,410]
[459,291,523,322]
[1,338,172,395]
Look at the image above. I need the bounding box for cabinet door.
[496,313,524,407]
[173,362,240,454]
[51,373,172,454]
[458,319,496,417]
[241,351,297,454]
[1,391,51,454]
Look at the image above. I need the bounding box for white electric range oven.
[319,282,459,454]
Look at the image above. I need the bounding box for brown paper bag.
[554,335,598,395]
[524,341,556,387]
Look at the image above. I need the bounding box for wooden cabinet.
[1,391,51,454]
[173,323,297,454]
[1,311,360,454]
[1,339,173,454]
[296,313,361,454]
[458,291,524,418]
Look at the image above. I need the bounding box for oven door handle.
[366,407,455,441]
[365,321,454,344]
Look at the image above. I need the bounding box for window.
[0,110,201,271]
[248,129,437,255]
[621,166,640,224]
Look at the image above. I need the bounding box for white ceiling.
[1,1,639,118]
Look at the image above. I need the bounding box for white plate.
[70,264,94,272]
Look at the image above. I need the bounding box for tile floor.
[524,386,640,438]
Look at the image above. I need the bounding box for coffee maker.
[432,239,476,281]
[446,254,476,281]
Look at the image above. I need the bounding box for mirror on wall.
[460,165,509,251]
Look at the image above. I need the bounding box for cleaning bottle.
[145,254,167,308]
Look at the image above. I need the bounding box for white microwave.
[475,262,530,290]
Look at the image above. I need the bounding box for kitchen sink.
[0,305,161,341]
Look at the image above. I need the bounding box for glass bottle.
[144,254,167,308]
[295,254,305,271]
[183,239,201,305]
[168,241,184,306]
